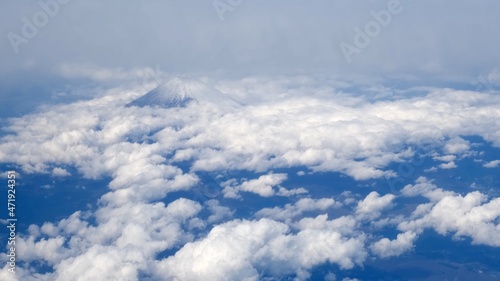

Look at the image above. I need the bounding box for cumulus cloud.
[438,161,457,169]
[399,187,500,246]
[276,186,308,197]
[484,160,500,168]
[1,198,202,280]
[205,199,234,224]
[324,272,337,281]
[295,215,359,237]
[400,177,455,202]
[51,167,71,177]
[223,173,288,198]
[370,231,417,258]
[375,177,500,256]
[154,218,367,281]
[2,75,500,279]
[1,0,500,280]
[443,136,470,154]
[355,192,396,220]
[3,79,500,184]
[255,198,340,222]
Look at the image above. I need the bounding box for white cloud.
[355,192,395,220]
[370,231,417,258]
[400,177,455,202]
[399,190,500,246]
[0,265,20,280]
[324,272,337,281]
[240,173,287,197]
[155,218,367,281]
[484,160,500,168]
[3,80,500,185]
[205,199,234,224]
[295,215,358,237]
[433,155,456,162]
[438,161,457,169]
[424,167,437,173]
[2,198,202,280]
[2,76,500,279]
[276,186,308,197]
[223,173,288,198]
[443,137,470,154]
[255,198,340,222]
[51,167,71,177]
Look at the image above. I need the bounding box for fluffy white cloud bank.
[154,218,367,281]
[1,198,202,281]
[1,76,500,279]
[399,177,500,247]
[2,77,500,182]
[2,174,500,280]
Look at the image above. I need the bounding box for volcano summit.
[127,76,240,109]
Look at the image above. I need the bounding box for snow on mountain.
[127,76,240,109]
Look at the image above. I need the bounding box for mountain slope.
[127,76,240,109]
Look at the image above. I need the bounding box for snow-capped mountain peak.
[127,76,240,109]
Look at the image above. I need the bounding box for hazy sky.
[1,0,499,82]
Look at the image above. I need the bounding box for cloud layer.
[1,76,500,279]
